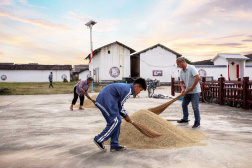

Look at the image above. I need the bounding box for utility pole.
[85,20,96,92]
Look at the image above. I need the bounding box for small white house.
[193,53,252,80]
[85,41,135,82]
[72,64,89,80]
[79,69,89,80]
[0,63,72,82]
[212,53,248,80]
[130,44,182,84]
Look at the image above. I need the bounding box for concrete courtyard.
[0,86,252,168]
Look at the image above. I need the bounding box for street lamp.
[85,20,96,92]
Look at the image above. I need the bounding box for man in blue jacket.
[94,77,147,152]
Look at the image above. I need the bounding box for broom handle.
[148,90,189,112]
[166,119,190,121]
[169,90,189,104]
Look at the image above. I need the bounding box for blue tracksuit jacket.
[95,83,134,118]
[94,83,134,149]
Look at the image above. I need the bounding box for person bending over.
[93,77,147,152]
[70,77,95,110]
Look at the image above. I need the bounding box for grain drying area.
[0,86,252,168]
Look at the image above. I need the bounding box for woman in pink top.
[70,77,95,110]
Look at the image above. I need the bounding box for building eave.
[130,43,182,58]
[85,41,136,60]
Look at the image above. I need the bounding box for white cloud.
[0,11,70,30]
[16,0,48,9]
[172,0,212,17]
[64,11,90,22]
[214,10,252,21]
[0,0,13,6]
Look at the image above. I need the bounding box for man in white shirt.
[176,57,201,128]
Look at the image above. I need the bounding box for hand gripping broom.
[130,121,164,138]
[148,90,189,115]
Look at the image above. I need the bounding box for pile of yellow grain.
[73,95,98,108]
[117,109,205,149]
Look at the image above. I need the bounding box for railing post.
[219,77,225,105]
[201,77,206,102]
[238,78,241,86]
[243,77,249,110]
[237,78,242,101]
[171,77,175,96]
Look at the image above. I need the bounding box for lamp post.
[85,20,96,92]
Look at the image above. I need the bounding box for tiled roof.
[130,43,182,57]
[85,41,136,60]
[73,64,89,73]
[212,53,249,61]
[193,59,214,65]
[0,64,72,70]
[245,54,252,61]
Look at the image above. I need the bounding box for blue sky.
[0,0,252,65]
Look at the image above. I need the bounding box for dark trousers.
[49,81,53,88]
[72,87,84,106]
[182,93,200,123]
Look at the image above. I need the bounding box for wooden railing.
[171,76,252,110]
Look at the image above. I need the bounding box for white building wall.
[241,60,245,79]
[246,61,252,65]
[244,67,252,79]
[0,70,70,82]
[214,57,227,65]
[79,70,89,80]
[91,51,102,82]
[140,46,177,83]
[193,66,228,80]
[176,65,252,81]
[90,43,131,82]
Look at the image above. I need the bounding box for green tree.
[182,57,192,64]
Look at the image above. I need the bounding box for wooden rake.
[148,90,189,115]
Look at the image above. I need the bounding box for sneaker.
[192,122,200,128]
[177,119,189,123]
[93,139,106,151]
[110,146,127,152]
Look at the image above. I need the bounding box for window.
[108,50,110,54]
[153,70,162,76]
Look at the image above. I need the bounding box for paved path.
[0,86,252,168]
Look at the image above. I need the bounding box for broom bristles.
[131,121,164,138]
[148,90,189,115]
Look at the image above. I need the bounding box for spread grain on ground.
[106,109,205,149]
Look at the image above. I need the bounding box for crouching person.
[93,78,147,152]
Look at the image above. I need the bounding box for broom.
[130,120,164,138]
[148,90,189,115]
